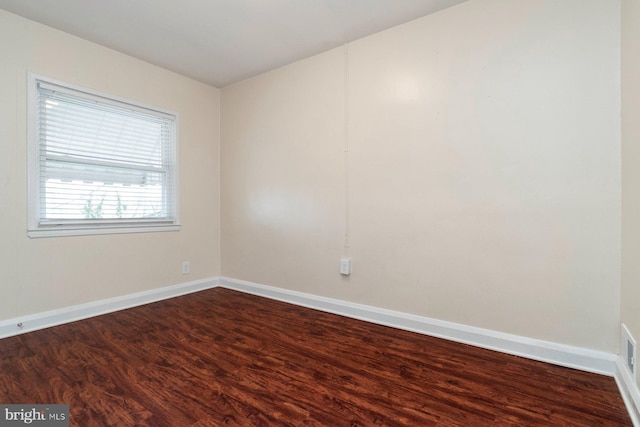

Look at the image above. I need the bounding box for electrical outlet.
[622,324,636,378]
[182,261,191,275]
[340,258,351,276]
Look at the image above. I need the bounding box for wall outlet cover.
[340,258,351,276]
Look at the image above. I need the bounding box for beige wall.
[222,0,621,352]
[0,10,221,321]
[221,47,347,295]
[622,0,640,388]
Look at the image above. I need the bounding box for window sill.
[27,224,181,238]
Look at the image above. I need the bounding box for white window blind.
[28,75,178,237]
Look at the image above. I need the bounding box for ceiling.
[0,0,468,87]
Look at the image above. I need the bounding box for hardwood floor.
[0,287,632,426]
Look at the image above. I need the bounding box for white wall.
[622,0,640,390]
[0,9,221,321]
[222,0,621,352]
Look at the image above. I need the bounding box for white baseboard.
[0,277,219,339]
[617,357,640,426]
[219,276,618,376]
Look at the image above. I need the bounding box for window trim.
[27,72,180,238]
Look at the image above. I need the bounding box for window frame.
[27,72,180,238]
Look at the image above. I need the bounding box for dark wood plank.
[0,288,632,426]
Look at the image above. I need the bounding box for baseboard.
[617,357,640,426]
[219,276,617,376]
[0,277,220,339]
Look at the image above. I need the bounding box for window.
[28,73,179,237]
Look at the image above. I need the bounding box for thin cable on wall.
[343,43,350,259]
